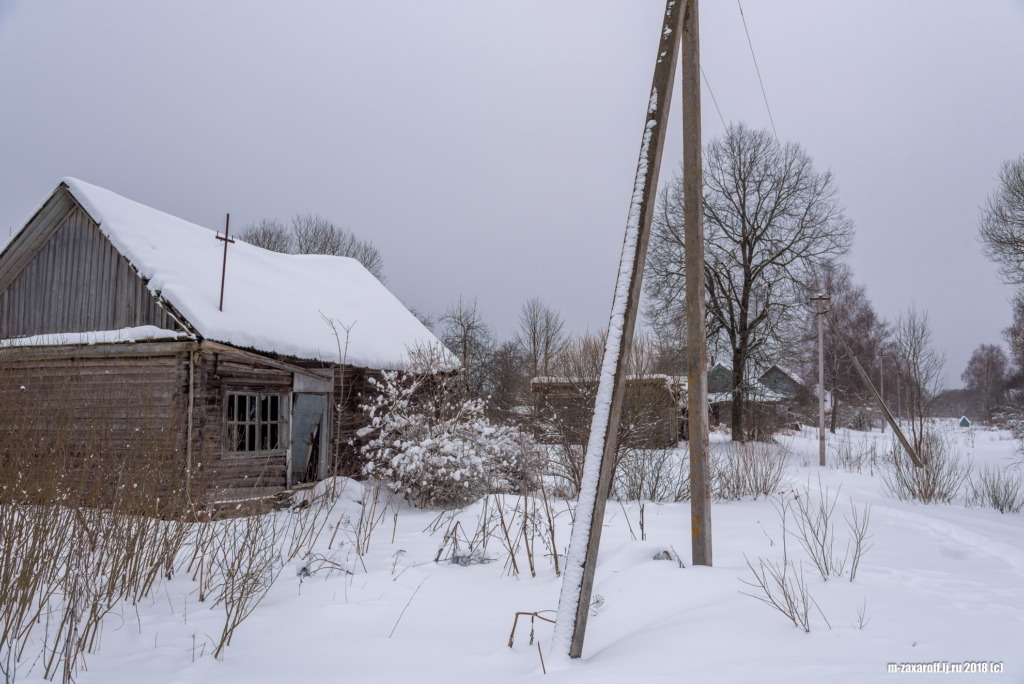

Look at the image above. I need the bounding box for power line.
[700,66,728,130]
[737,0,778,141]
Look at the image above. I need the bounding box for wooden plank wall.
[0,348,192,510]
[532,380,682,449]
[328,366,380,477]
[191,351,291,497]
[0,205,178,338]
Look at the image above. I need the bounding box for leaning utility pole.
[823,311,922,467]
[551,0,683,660]
[810,295,830,466]
[682,0,711,568]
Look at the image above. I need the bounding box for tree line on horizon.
[238,126,1024,441]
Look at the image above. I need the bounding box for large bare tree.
[647,123,853,440]
[237,213,385,281]
[803,262,890,431]
[893,306,945,451]
[961,343,1008,422]
[515,297,566,379]
[979,153,1024,284]
[439,297,494,399]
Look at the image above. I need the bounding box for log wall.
[191,350,292,498]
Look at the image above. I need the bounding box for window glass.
[226,392,287,453]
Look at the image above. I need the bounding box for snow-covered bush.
[358,367,542,509]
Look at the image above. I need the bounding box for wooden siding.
[531,377,683,449]
[0,204,178,338]
[191,350,292,496]
[327,366,380,477]
[0,346,193,512]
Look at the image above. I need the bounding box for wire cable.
[737,0,778,141]
[700,66,728,130]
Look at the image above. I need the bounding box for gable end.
[0,187,183,338]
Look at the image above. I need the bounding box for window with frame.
[225,393,288,453]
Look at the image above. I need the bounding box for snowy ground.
[11,422,1024,683]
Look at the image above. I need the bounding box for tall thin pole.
[552,0,683,661]
[216,214,235,312]
[823,311,922,467]
[811,295,829,466]
[879,352,885,433]
[683,0,711,568]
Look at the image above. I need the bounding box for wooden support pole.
[552,0,683,661]
[683,0,711,568]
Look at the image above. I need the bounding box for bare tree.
[292,213,386,281]
[515,297,566,379]
[1003,289,1024,372]
[962,343,1008,423]
[803,262,889,431]
[647,123,853,440]
[979,153,1024,284]
[440,297,494,399]
[487,340,527,417]
[894,306,945,451]
[236,219,294,253]
[237,213,386,281]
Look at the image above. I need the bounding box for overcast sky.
[2,0,1024,387]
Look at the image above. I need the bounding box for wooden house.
[530,374,685,449]
[706,362,809,432]
[0,178,449,506]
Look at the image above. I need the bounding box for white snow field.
[5,422,1023,683]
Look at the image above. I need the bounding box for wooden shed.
[0,178,449,507]
[530,374,686,449]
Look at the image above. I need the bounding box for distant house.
[530,375,685,449]
[706,362,809,432]
[0,178,449,506]
[758,365,806,401]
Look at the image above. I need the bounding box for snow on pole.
[551,0,684,661]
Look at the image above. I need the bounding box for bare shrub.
[211,512,285,660]
[613,448,689,502]
[881,429,971,504]
[830,434,881,474]
[740,556,814,632]
[712,441,790,501]
[791,479,846,581]
[968,465,1024,513]
[846,501,873,581]
[428,486,564,578]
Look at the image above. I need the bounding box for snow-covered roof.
[57,178,448,369]
[1,326,192,348]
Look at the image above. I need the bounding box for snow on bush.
[358,368,542,509]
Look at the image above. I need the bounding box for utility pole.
[879,351,885,433]
[551,0,683,660]
[810,295,830,466]
[682,0,711,568]
[823,311,921,466]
